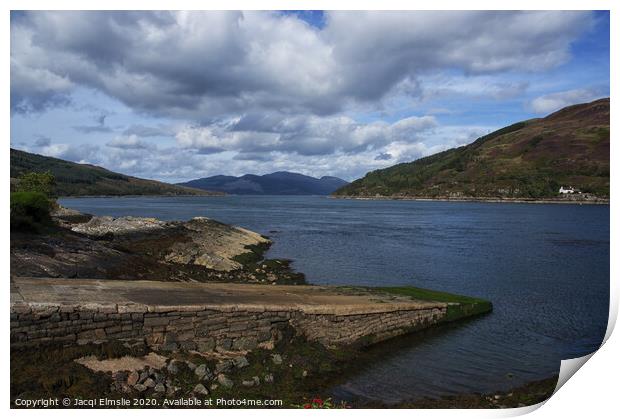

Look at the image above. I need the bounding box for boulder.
[233,356,249,369]
[242,380,255,387]
[139,370,150,383]
[143,378,156,388]
[167,361,179,375]
[214,359,234,374]
[217,374,234,389]
[193,383,210,396]
[134,383,147,392]
[195,364,212,380]
[127,371,140,386]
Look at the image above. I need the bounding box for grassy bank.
[353,285,493,322]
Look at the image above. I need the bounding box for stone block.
[232,336,257,351]
[143,316,171,327]
[215,338,232,351]
[196,338,215,352]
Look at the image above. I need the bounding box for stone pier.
[11,277,451,350]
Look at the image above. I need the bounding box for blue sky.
[10,11,610,182]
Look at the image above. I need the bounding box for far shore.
[59,193,610,205]
[331,195,609,205]
[57,193,226,199]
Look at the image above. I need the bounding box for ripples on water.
[59,195,609,403]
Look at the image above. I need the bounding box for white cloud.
[11,11,593,117]
[529,88,604,114]
[10,11,603,182]
[106,135,153,150]
[175,114,437,157]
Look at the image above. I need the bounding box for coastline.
[58,193,226,199]
[331,195,609,205]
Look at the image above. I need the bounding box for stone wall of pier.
[10,302,448,350]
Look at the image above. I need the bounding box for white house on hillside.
[559,186,575,194]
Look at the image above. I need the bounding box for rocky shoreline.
[11,208,305,284]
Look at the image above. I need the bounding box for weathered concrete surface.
[11,277,448,349]
[11,277,440,314]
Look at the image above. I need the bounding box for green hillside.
[334,98,609,199]
[10,149,221,197]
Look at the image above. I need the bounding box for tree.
[10,191,53,231]
[17,171,56,197]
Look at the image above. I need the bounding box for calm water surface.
[59,195,609,403]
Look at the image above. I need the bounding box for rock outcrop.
[71,216,167,237]
[10,211,303,284]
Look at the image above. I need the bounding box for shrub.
[10,191,52,232]
[16,171,56,197]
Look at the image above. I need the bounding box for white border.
[3,2,616,419]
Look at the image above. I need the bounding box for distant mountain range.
[334,98,609,199]
[10,148,220,197]
[178,171,349,195]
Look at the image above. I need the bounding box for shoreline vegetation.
[59,193,609,204]
[332,195,609,205]
[57,193,227,199]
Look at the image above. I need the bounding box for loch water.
[59,195,610,403]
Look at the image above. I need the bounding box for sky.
[10,10,610,183]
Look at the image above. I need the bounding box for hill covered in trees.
[334,98,609,200]
[10,149,220,197]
